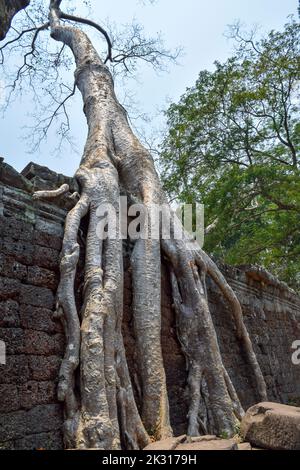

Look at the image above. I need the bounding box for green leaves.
[161,18,300,290]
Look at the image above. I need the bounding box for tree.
[161,19,300,291]
[0,0,266,449]
[0,0,30,40]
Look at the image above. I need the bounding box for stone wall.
[0,161,68,449]
[0,160,299,448]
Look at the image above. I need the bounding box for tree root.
[162,235,266,437]
[35,2,268,448]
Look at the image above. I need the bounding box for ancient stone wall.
[0,161,68,449]
[0,160,299,448]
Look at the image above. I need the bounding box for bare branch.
[0,0,30,40]
[59,12,113,63]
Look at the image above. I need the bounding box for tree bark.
[0,0,30,40]
[33,0,268,449]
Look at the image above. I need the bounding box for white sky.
[0,0,298,176]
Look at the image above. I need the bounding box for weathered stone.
[21,161,78,193]
[144,435,239,451]
[33,245,59,271]
[18,381,57,409]
[0,384,20,412]
[176,438,238,450]
[0,277,21,301]
[0,404,62,442]
[13,430,63,450]
[33,229,62,251]
[20,285,54,309]
[241,402,300,450]
[0,440,15,449]
[143,435,186,450]
[237,442,252,450]
[0,216,34,242]
[0,355,30,384]
[0,253,27,281]
[0,410,27,441]
[24,330,64,356]
[0,300,20,327]
[20,305,62,333]
[27,266,58,290]
[28,355,61,381]
[0,328,24,354]
[0,160,32,192]
[24,404,63,435]
[1,239,34,265]
[189,435,217,442]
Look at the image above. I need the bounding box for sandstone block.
[176,438,238,450]
[144,435,186,450]
[241,402,300,450]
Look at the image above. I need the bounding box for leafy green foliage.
[161,19,300,290]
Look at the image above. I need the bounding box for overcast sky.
[0,0,298,176]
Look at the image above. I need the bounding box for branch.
[8,22,49,91]
[0,22,49,64]
[262,193,299,212]
[0,0,30,40]
[59,12,113,63]
[205,218,219,235]
[29,82,76,147]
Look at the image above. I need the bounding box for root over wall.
[0,161,300,449]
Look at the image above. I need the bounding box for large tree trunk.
[33,1,267,449]
[0,0,30,40]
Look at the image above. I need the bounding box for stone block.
[28,355,61,381]
[0,404,63,443]
[18,381,57,409]
[33,229,62,251]
[13,430,63,450]
[0,384,20,412]
[20,285,54,309]
[0,328,24,354]
[23,330,64,356]
[241,402,300,450]
[0,254,27,281]
[0,300,20,327]
[1,239,34,265]
[0,355,29,384]
[20,305,61,333]
[27,266,58,291]
[0,216,34,242]
[0,277,21,301]
[33,245,59,271]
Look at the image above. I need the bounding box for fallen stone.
[241,402,300,450]
[237,442,252,450]
[189,435,217,442]
[176,438,238,451]
[143,435,186,450]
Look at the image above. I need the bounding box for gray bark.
[33,0,267,449]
